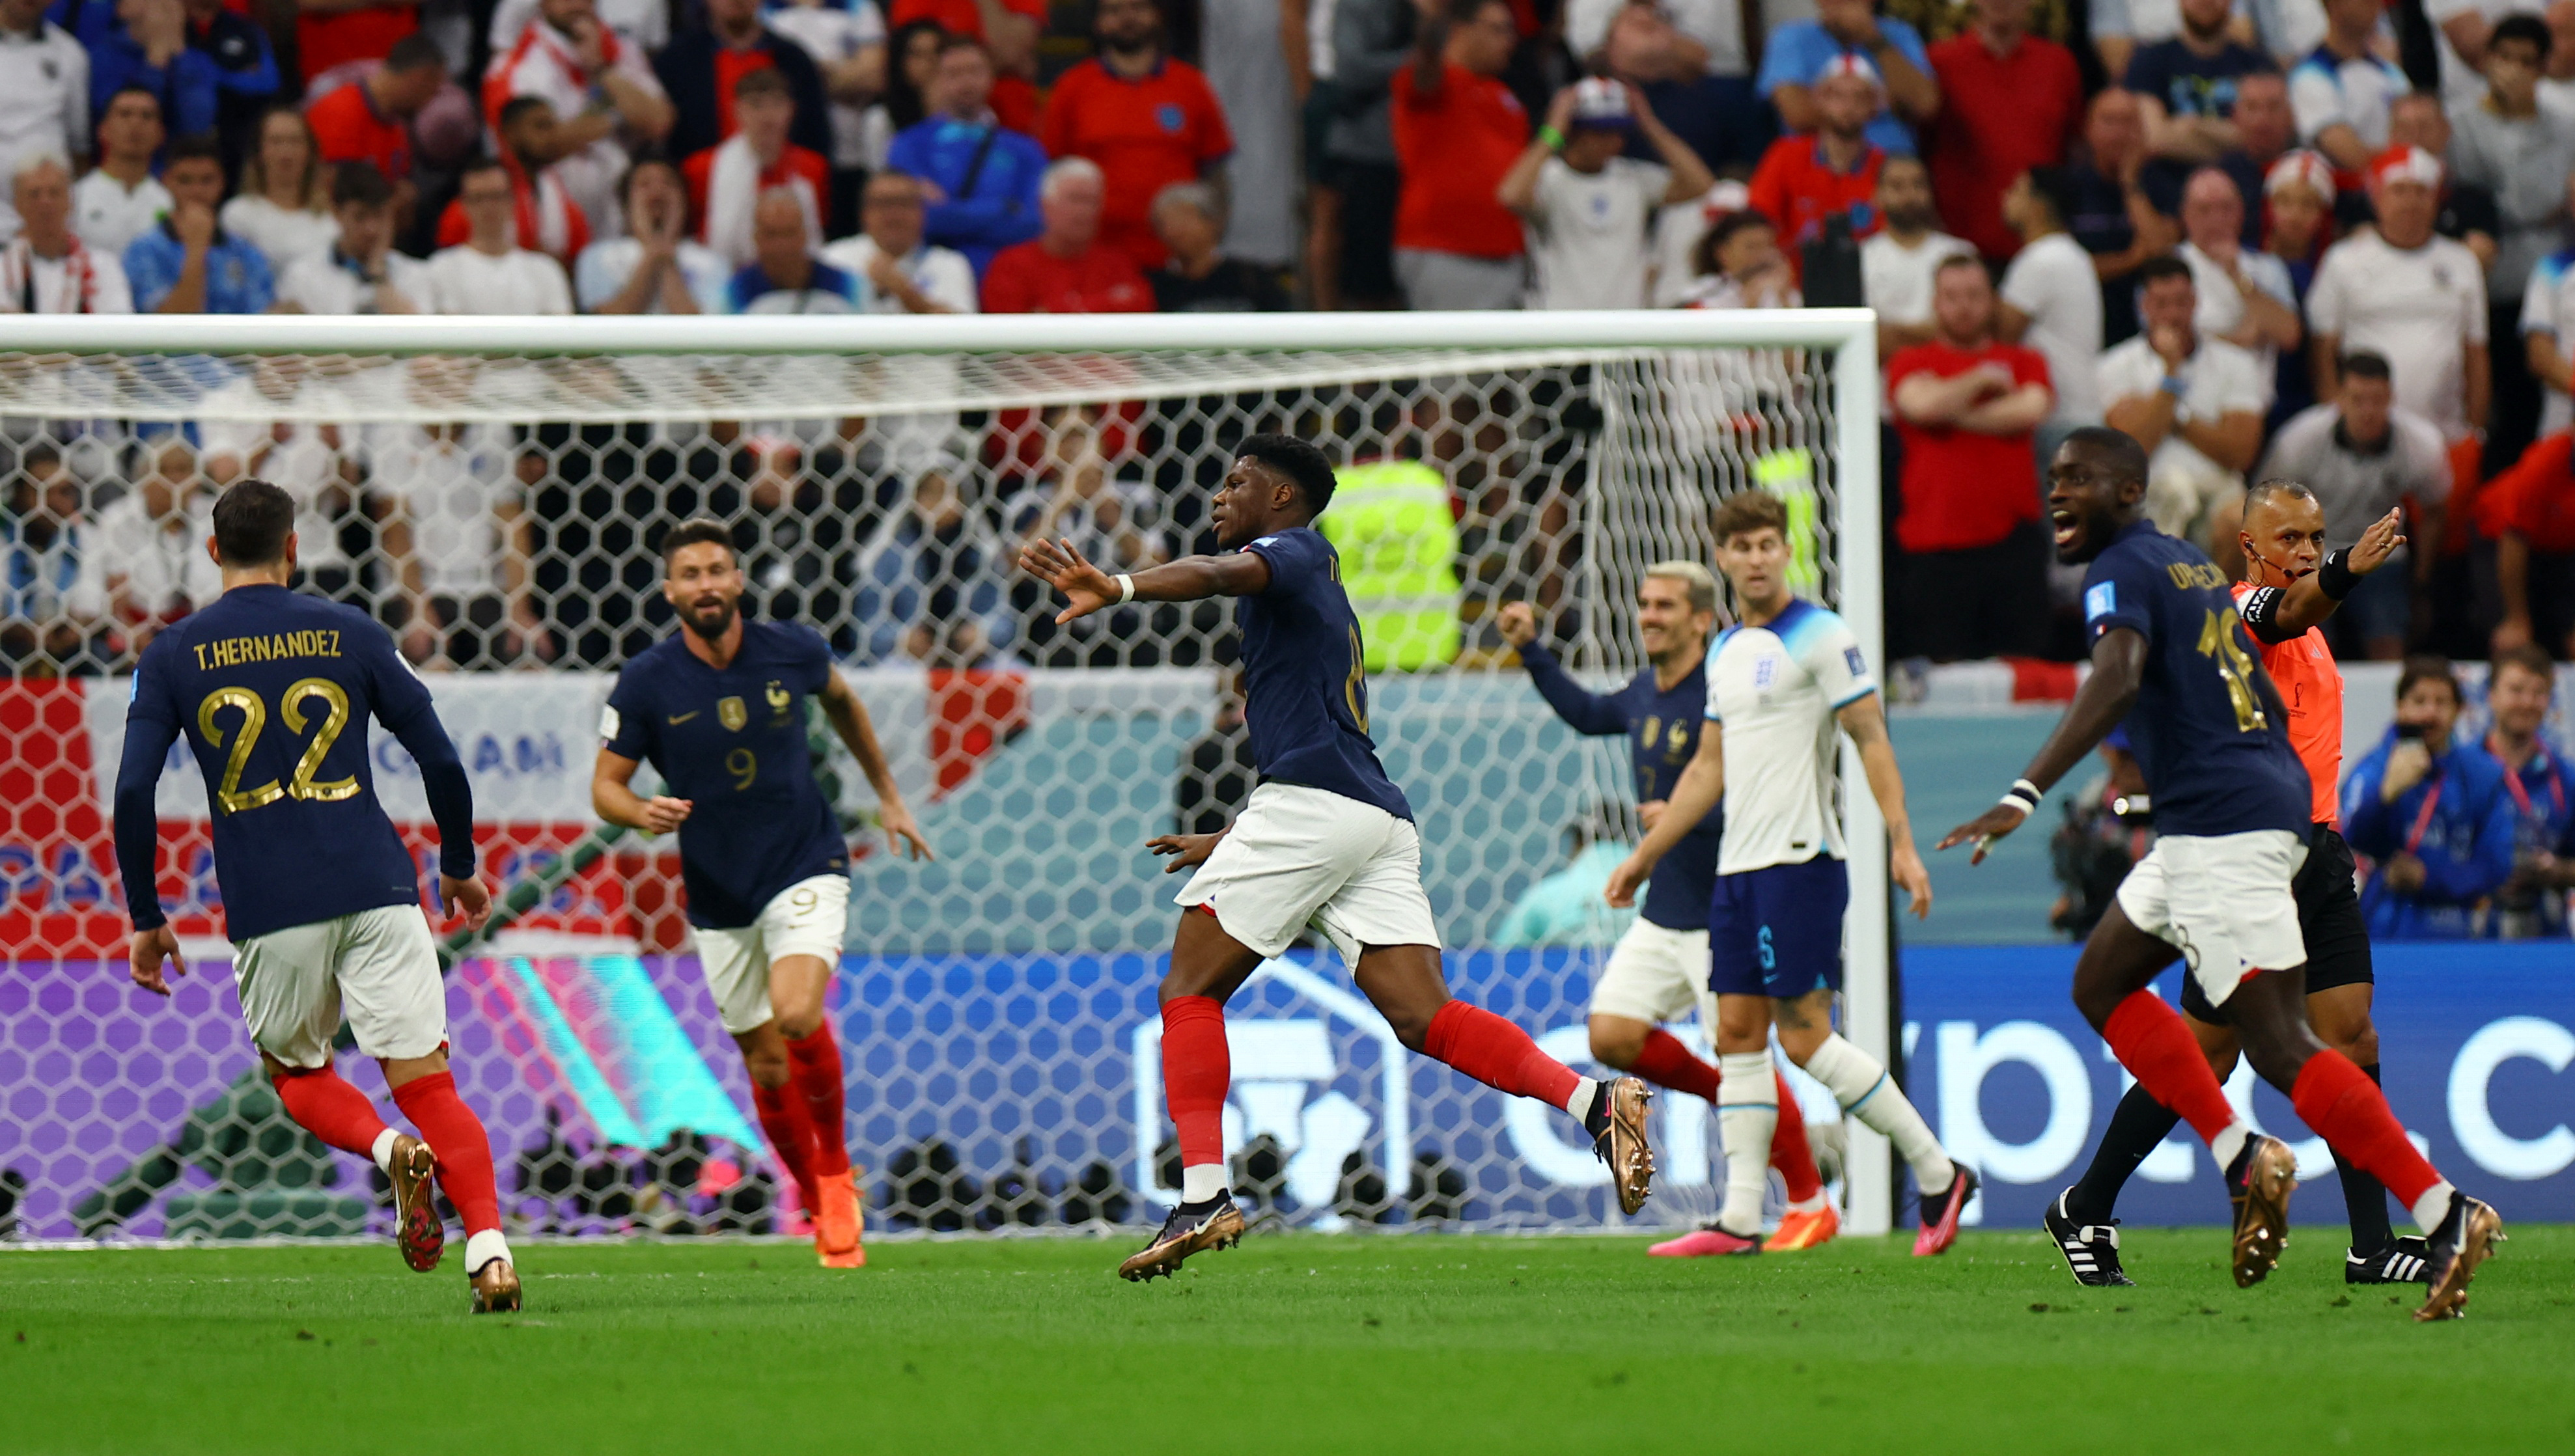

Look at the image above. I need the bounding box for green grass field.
[7,1228,2570,1455]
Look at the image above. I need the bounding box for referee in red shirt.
[1040,0,1232,271]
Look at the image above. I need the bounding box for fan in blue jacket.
[885,40,1045,277]
[2341,658,2518,939]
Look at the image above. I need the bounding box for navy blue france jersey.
[602,621,849,929]
[115,585,477,941]
[1238,529,1412,820]
[1516,640,1721,930]
[2082,519,2309,838]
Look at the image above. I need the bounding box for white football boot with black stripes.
[2044,1188,2135,1287]
[2345,1236,2431,1285]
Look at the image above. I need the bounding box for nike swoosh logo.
[667,711,699,724]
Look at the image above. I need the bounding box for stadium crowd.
[1,0,2573,686]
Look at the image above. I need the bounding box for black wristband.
[2316,548,2358,601]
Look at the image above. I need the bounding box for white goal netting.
[0,313,1886,1244]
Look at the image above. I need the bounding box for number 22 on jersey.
[195,678,359,814]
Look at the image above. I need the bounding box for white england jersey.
[1704,598,1875,875]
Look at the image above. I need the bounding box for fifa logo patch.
[718,696,747,732]
[1844,646,1866,678]
[2085,582,2117,620]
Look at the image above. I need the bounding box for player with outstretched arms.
[2046,486,2434,1289]
[1604,490,1973,1257]
[114,480,520,1312]
[1496,567,1839,1255]
[1021,433,1655,1282]
[1938,428,2501,1321]
[591,520,930,1269]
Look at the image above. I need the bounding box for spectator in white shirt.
[576,154,729,312]
[821,169,977,314]
[0,0,89,236]
[2307,145,2490,463]
[2175,165,2301,381]
[222,103,339,279]
[72,86,170,259]
[426,158,577,314]
[68,435,219,655]
[2520,169,2575,430]
[762,0,889,211]
[1859,154,1974,359]
[374,422,550,668]
[1496,77,1714,310]
[2427,0,2550,112]
[2100,254,2269,543]
[489,0,667,55]
[0,152,132,312]
[2288,0,2406,172]
[1998,165,2105,448]
[275,161,431,314]
[486,0,676,239]
[198,360,372,599]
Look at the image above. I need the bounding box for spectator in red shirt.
[1746,51,1885,286]
[1389,0,1527,311]
[683,68,828,271]
[305,34,445,213]
[296,0,419,87]
[1887,253,2057,660]
[1924,0,2081,262]
[887,0,1045,133]
[1039,0,1232,271]
[2482,430,2575,658]
[981,157,1155,314]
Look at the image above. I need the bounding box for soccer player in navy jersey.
[1939,428,2502,1321]
[114,480,520,1312]
[1020,433,1655,1282]
[592,519,930,1270]
[1496,569,1837,1255]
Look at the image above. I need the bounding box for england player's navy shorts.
[1707,855,1848,1000]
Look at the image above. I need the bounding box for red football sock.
[751,1076,822,1213]
[389,1071,501,1236]
[1627,1028,1722,1101]
[2102,991,2238,1146]
[2292,1049,2442,1208]
[1162,996,1231,1172]
[269,1066,391,1159]
[785,1027,851,1177]
[1768,1069,1824,1204]
[1423,1001,1582,1108]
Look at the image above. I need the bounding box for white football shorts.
[232,905,447,1069]
[2114,829,2309,1008]
[1589,917,1712,1028]
[1174,782,1442,965]
[691,874,852,1035]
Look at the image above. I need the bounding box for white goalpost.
[0,309,1893,1241]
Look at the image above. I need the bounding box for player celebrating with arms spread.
[592,520,930,1270]
[1022,434,1654,1282]
[1940,430,2500,1320]
[1606,491,1972,1257]
[1496,568,1837,1254]
[2048,487,2430,1288]
[115,480,520,1312]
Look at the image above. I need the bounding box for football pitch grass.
[7,1228,2571,1455]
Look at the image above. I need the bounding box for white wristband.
[1114,573,1135,604]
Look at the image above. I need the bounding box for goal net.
[0,311,1887,1244]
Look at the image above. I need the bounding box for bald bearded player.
[2046,484,2428,1287]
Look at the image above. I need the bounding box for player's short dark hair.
[211,479,296,567]
[2134,254,2194,290]
[2061,425,2149,487]
[2492,12,2552,60]
[385,34,447,73]
[498,94,553,133]
[734,66,792,103]
[165,133,224,169]
[2492,642,2556,687]
[659,517,740,564]
[2242,478,2317,516]
[2397,653,2462,706]
[1238,433,1336,515]
[2339,350,2393,383]
[1711,489,1787,545]
[331,160,394,210]
[2020,166,2081,229]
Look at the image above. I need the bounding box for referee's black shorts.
[2182,823,2373,1024]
